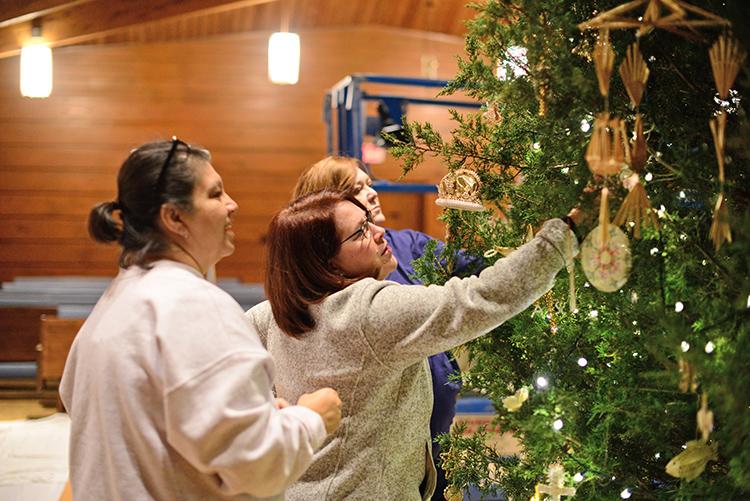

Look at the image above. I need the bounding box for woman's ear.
[159,204,188,239]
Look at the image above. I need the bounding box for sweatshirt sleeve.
[160,291,326,498]
[164,350,326,498]
[360,219,577,367]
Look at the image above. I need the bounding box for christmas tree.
[392,0,750,498]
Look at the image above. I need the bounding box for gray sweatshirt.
[246,219,576,500]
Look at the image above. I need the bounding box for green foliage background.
[392,1,750,498]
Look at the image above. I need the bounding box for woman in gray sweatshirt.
[246,190,578,500]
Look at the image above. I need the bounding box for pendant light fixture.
[20,19,53,98]
[268,0,300,85]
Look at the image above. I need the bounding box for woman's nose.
[226,193,239,213]
[366,186,378,202]
[370,222,385,241]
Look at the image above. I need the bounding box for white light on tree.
[681,341,690,352]
[580,119,591,132]
[20,36,52,98]
[573,472,584,482]
[675,301,684,312]
[536,376,549,389]
[621,488,632,499]
[268,32,300,85]
[705,341,715,353]
[577,357,588,367]
[645,172,653,181]
[553,419,564,430]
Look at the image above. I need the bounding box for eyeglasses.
[340,209,373,244]
[155,136,188,197]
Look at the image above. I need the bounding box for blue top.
[383,228,482,446]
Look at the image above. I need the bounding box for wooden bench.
[0,307,57,362]
[37,315,85,409]
[0,306,57,398]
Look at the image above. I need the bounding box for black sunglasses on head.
[155,136,189,197]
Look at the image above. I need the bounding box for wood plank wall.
[0,26,469,283]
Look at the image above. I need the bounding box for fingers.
[297,387,342,434]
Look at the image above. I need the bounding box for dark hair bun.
[88,201,123,243]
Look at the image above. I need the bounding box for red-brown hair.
[265,190,368,337]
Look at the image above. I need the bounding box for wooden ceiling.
[0,0,476,59]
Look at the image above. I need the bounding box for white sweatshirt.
[60,260,325,501]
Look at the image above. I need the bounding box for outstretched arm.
[360,219,577,368]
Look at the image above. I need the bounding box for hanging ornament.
[708,111,731,251]
[578,1,730,40]
[665,440,718,481]
[709,35,746,100]
[537,82,548,117]
[546,291,558,334]
[707,36,744,251]
[630,113,648,173]
[696,392,714,443]
[444,485,463,501]
[581,188,632,292]
[614,173,660,239]
[593,29,615,97]
[502,386,529,412]
[538,464,576,501]
[619,42,650,108]
[678,357,697,393]
[615,42,657,239]
[482,103,503,125]
[585,113,628,177]
[436,169,485,211]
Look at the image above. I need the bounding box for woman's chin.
[378,258,397,279]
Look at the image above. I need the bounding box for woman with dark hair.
[293,156,482,499]
[247,190,579,500]
[60,138,341,500]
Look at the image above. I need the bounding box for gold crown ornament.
[436,169,485,212]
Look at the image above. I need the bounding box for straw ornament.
[578,0,730,39]
[709,35,746,99]
[709,193,731,251]
[538,464,576,501]
[697,392,714,443]
[709,111,727,184]
[709,111,731,250]
[593,29,616,97]
[585,113,627,176]
[598,187,611,248]
[678,357,697,393]
[630,113,648,172]
[482,103,503,125]
[614,174,659,239]
[619,43,650,108]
